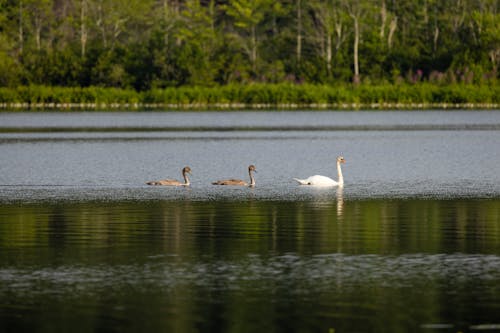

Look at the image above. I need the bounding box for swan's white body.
[294,156,345,187]
[294,175,340,186]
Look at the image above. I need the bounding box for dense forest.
[0,0,498,91]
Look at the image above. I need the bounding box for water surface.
[1,111,500,332]
[1,111,500,200]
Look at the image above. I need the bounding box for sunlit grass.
[0,83,498,110]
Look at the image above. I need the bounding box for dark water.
[1,111,500,332]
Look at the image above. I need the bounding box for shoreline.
[1,102,499,111]
[1,83,498,111]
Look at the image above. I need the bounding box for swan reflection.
[336,186,344,218]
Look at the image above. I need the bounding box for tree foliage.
[0,0,498,89]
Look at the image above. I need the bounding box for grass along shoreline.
[2,102,499,111]
[0,84,499,110]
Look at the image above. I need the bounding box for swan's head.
[182,166,192,174]
[337,156,345,164]
[248,165,257,173]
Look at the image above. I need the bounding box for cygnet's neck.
[183,172,190,186]
[337,161,344,186]
[248,170,256,187]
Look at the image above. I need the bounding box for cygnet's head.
[248,165,257,172]
[182,166,192,174]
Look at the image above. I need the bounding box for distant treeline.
[1,84,499,109]
[0,0,499,90]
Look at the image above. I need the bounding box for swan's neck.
[249,170,255,187]
[337,161,344,186]
[183,172,190,185]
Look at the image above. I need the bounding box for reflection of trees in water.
[2,198,500,332]
[1,199,500,257]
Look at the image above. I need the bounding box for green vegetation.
[0,0,498,109]
[0,83,499,110]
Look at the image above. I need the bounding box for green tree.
[0,37,23,86]
[23,0,53,51]
[309,0,349,80]
[0,0,498,88]
[471,10,500,76]
[223,0,278,75]
[176,0,218,85]
[0,0,23,85]
[344,0,374,84]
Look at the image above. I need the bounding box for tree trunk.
[251,25,257,73]
[335,22,342,51]
[326,31,332,75]
[353,16,360,84]
[490,49,500,73]
[81,0,87,57]
[19,1,24,54]
[380,0,387,39]
[97,2,107,48]
[388,17,397,48]
[433,26,439,53]
[36,25,41,50]
[34,13,42,51]
[296,0,302,63]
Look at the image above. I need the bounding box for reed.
[0,83,498,110]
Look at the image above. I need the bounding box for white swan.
[294,156,345,186]
[212,165,257,187]
[146,166,192,186]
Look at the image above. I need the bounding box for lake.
[1,110,500,332]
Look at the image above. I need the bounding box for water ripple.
[0,182,499,204]
[2,253,499,296]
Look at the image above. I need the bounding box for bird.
[212,165,257,187]
[146,166,192,186]
[294,156,345,186]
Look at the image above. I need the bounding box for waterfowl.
[212,165,257,187]
[294,156,345,186]
[147,166,192,186]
